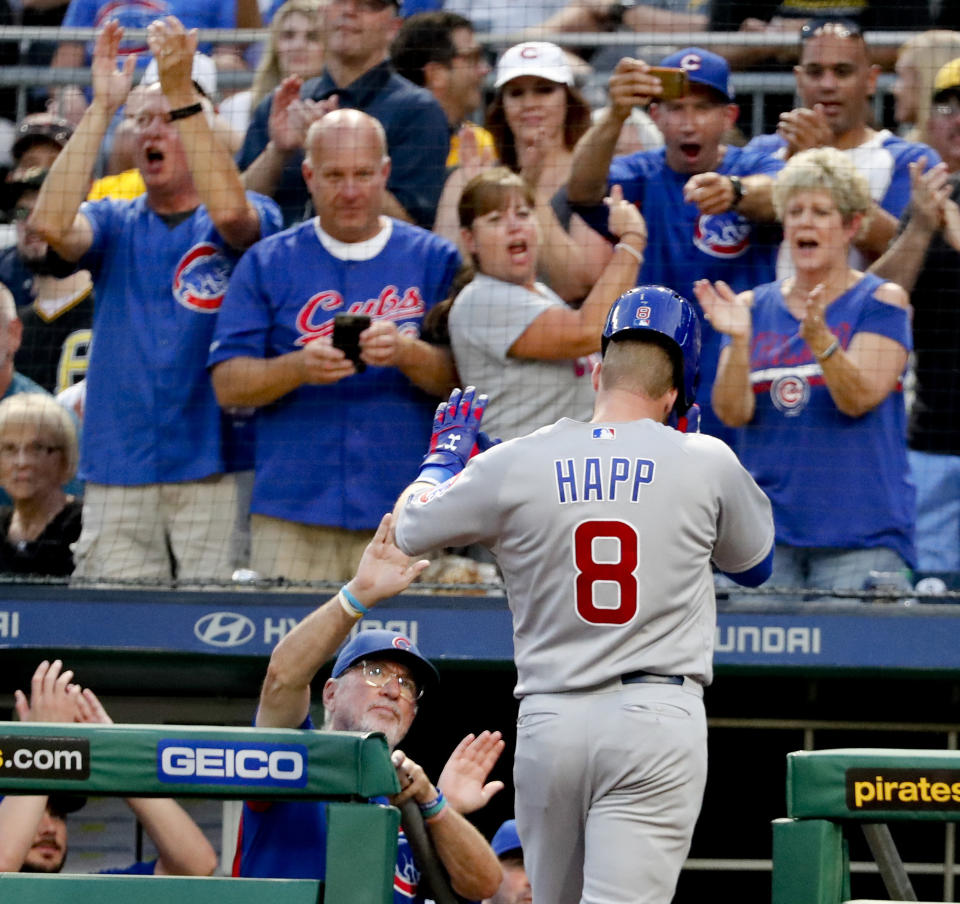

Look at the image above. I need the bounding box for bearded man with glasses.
[233,512,503,903]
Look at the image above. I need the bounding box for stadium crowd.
[1,5,960,899]
[0,5,957,596]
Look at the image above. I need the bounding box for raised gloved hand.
[417,386,491,485]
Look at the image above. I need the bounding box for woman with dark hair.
[444,167,646,441]
[434,42,613,303]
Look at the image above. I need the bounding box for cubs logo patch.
[771,374,810,415]
[94,1,168,54]
[692,213,750,259]
[173,243,231,313]
[391,634,414,652]
[414,472,461,504]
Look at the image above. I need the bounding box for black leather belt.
[621,669,684,686]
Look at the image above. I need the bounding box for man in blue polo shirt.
[567,47,783,443]
[238,0,449,227]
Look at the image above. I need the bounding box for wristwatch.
[607,0,642,26]
[728,175,746,210]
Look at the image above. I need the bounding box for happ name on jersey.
[554,456,655,504]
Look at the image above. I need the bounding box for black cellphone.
[332,313,371,372]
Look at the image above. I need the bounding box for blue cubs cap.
[658,47,734,103]
[332,629,439,696]
[491,819,523,858]
[602,285,701,415]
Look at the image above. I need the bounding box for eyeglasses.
[452,47,486,66]
[128,111,176,130]
[331,0,395,12]
[353,660,421,702]
[800,17,862,42]
[933,100,960,118]
[0,441,63,459]
[11,206,32,222]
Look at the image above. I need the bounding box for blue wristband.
[418,789,446,820]
[339,585,368,616]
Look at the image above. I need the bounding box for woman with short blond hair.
[0,393,80,576]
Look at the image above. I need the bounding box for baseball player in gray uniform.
[393,286,775,904]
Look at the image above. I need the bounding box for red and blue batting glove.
[417,386,493,485]
[668,403,701,434]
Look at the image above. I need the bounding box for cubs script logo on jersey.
[692,212,751,259]
[294,286,426,346]
[173,243,232,313]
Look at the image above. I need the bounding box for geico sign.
[157,740,308,787]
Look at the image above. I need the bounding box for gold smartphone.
[647,66,689,100]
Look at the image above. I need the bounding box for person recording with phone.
[567,47,784,445]
[209,109,461,584]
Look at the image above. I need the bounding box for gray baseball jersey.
[449,274,597,441]
[396,416,774,695]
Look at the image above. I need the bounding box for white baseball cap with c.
[493,41,574,90]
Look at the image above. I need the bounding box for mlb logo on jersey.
[173,243,232,313]
[592,426,616,440]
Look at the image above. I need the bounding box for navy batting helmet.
[601,285,701,414]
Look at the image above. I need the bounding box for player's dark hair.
[485,83,591,170]
[390,11,474,86]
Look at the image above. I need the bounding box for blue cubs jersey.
[725,273,915,566]
[208,218,461,529]
[578,144,783,442]
[79,193,282,485]
[62,0,236,63]
[232,715,425,902]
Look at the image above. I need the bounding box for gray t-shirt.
[397,417,774,694]
[449,273,597,441]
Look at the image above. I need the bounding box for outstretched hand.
[348,512,429,607]
[91,20,137,114]
[694,279,751,340]
[147,16,198,102]
[75,688,113,725]
[907,158,951,233]
[14,659,81,724]
[437,730,505,814]
[605,183,646,247]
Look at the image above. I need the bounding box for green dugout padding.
[0,874,324,904]
[787,748,960,821]
[0,721,399,799]
[0,722,404,904]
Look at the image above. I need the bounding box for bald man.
[210,109,462,584]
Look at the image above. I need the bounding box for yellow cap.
[934,57,960,97]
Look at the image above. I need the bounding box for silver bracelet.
[615,242,644,265]
[816,337,840,361]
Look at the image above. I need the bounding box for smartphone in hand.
[332,313,371,373]
[646,66,689,100]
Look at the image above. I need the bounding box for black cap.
[47,793,87,817]
[11,116,74,161]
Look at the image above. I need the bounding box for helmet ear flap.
[601,285,701,414]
